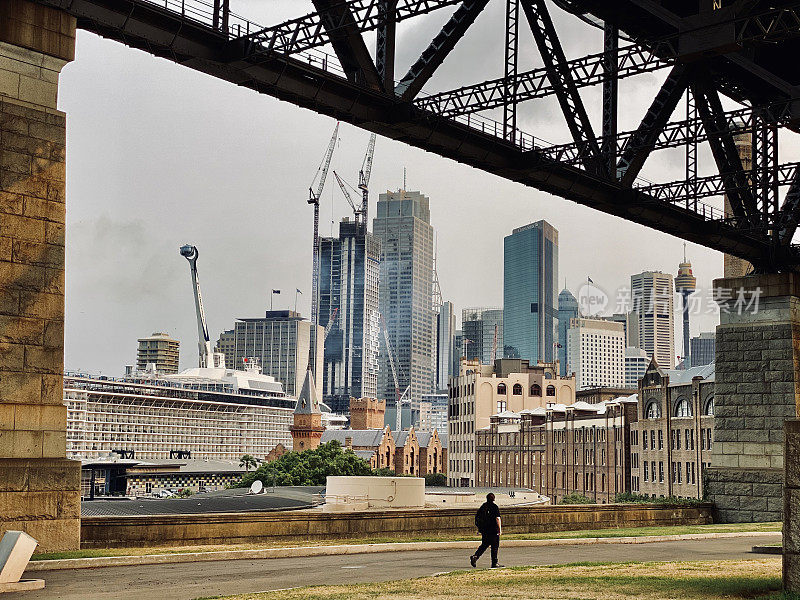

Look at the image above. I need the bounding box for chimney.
[345,436,353,450]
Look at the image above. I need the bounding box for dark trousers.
[474,532,499,565]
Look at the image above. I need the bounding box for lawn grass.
[214,559,784,600]
[30,521,781,561]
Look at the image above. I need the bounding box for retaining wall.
[80,503,713,549]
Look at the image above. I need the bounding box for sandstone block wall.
[706,274,800,523]
[0,0,80,551]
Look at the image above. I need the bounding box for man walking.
[470,493,503,568]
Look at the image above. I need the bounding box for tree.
[239,454,258,472]
[236,441,374,488]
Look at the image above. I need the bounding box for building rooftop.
[665,363,715,386]
[320,429,386,447]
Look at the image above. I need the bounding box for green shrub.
[560,493,594,504]
[614,492,705,506]
[424,473,447,487]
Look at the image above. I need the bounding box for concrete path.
[9,534,779,600]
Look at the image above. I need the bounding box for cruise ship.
[64,362,296,461]
[65,244,346,461]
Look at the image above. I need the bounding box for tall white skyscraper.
[631,271,675,369]
[567,318,625,390]
[373,190,435,413]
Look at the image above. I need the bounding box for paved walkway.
[11,535,779,600]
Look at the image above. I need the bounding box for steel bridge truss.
[36,0,800,270]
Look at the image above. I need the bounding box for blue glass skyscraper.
[557,288,579,376]
[503,221,559,364]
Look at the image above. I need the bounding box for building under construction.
[319,218,381,414]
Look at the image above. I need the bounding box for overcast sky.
[58,0,756,374]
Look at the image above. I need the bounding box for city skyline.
[61,25,725,377]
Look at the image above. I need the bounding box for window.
[497,383,507,395]
[497,400,507,413]
[658,461,664,483]
[706,428,713,450]
[645,401,661,419]
[674,398,692,418]
[704,397,714,416]
[643,430,648,449]
[658,430,663,450]
[531,384,542,396]
[650,430,656,450]
[643,461,649,481]
[513,383,523,395]
[546,385,556,397]
[651,461,656,482]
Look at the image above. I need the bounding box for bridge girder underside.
[35,0,800,271]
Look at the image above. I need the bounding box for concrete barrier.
[80,503,713,549]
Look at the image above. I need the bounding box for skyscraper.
[503,220,558,363]
[318,217,381,414]
[462,307,503,365]
[436,301,456,391]
[690,332,716,368]
[227,310,324,398]
[136,332,180,374]
[567,318,625,390]
[557,288,579,376]
[373,190,435,413]
[675,252,697,365]
[631,271,675,369]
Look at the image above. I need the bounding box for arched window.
[497,383,507,395]
[546,385,556,397]
[512,383,523,395]
[674,398,692,418]
[704,396,714,416]
[530,384,542,396]
[645,401,661,419]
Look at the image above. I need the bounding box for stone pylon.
[705,273,800,523]
[0,0,80,550]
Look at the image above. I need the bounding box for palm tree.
[239,454,258,472]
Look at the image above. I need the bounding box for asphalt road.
[12,535,779,600]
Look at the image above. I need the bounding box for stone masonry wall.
[706,274,800,523]
[0,0,80,551]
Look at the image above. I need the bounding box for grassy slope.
[214,559,790,600]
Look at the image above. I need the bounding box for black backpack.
[475,503,491,532]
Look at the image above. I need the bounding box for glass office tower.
[462,307,503,364]
[373,190,435,416]
[318,218,381,414]
[557,288,579,376]
[503,220,559,364]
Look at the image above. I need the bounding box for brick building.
[320,426,445,475]
[475,395,638,504]
[349,397,386,430]
[449,358,576,487]
[321,427,396,470]
[629,361,715,499]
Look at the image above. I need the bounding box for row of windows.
[645,397,714,419]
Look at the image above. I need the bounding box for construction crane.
[333,171,359,217]
[324,307,339,341]
[380,313,408,432]
[332,134,375,232]
[356,133,376,230]
[179,244,220,369]
[308,122,339,331]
